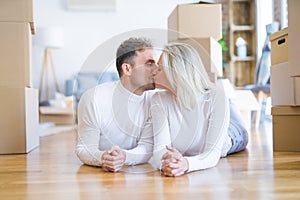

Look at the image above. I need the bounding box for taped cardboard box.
[0,22,32,88]
[0,87,39,154]
[270,62,300,106]
[0,0,35,34]
[272,106,300,152]
[270,28,288,65]
[170,37,223,77]
[288,0,300,76]
[168,1,222,41]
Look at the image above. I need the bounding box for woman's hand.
[160,146,189,177]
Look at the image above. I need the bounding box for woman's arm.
[149,92,172,169]
[186,83,230,172]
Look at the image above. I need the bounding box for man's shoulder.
[80,81,118,103]
[94,81,118,92]
[83,81,118,96]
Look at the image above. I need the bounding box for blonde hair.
[161,42,213,110]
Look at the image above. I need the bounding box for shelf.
[231,56,255,62]
[228,0,256,87]
[231,24,255,31]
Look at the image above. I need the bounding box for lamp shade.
[34,27,64,48]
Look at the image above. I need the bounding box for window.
[281,0,288,28]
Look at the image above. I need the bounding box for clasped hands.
[160,146,189,177]
[101,146,126,172]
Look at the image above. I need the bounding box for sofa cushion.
[75,71,119,103]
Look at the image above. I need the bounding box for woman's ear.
[121,63,132,76]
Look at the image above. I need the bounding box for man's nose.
[151,64,159,75]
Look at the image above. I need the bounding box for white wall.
[32,0,197,96]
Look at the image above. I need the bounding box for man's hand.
[160,146,189,177]
[101,146,126,172]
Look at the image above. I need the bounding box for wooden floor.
[0,120,300,200]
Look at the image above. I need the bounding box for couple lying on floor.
[75,37,248,177]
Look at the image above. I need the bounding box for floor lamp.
[36,27,64,101]
[39,47,61,101]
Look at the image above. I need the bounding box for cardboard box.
[0,0,35,34]
[0,87,39,154]
[272,106,300,152]
[270,62,300,106]
[170,37,223,77]
[168,2,222,41]
[269,28,288,65]
[288,0,300,76]
[0,22,32,88]
[39,106,76,125]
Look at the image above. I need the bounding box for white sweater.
[76,81,154,167]
[150,82,232,172]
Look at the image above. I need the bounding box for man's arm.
[102,146,126,172]
[75,88,104,167]
[124,116,154,165]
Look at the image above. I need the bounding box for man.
[75,37,157,172]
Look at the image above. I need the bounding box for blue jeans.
[227,100,249,155]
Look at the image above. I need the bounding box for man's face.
[130,48,157,93]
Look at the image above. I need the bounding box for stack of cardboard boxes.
[0,0,39,154]
[168,2,223,82]
[270,0,300,152]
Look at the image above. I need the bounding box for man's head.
[116,37,153,77]
[116,37,157,95]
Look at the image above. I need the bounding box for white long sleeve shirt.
[76,81,154,167]
[150,82,232,172]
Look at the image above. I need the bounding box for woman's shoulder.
[199,82,227,104]
[208,82,227,96]
[153,89,173,100]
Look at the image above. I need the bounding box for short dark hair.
[116,37,153,77]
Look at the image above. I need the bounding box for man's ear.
[121,63,132,76]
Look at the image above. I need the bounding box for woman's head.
[156,42,212,110]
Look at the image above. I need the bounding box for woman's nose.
[152,64,160,75]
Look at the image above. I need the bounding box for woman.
[150,43,248,177]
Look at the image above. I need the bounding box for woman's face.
[155,54,173,92]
